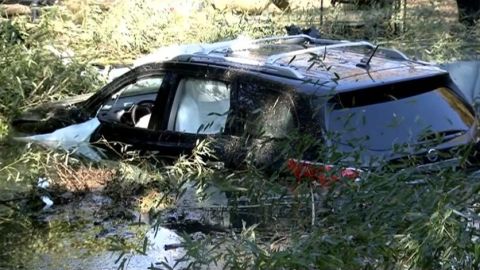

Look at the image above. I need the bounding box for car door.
[94,64,239,159]
[136,69,299,168]
[95,63,298,168]
[88,64,169,152]
[142,66,238,157]
[228,76,299,170]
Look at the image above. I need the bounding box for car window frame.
[153,66,237,136]
[322,75,477,152]
[96,76,165,126]
[166,77,232,135]
[82,64,167,118]
[93,64,240,156]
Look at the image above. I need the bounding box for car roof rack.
[172,54,307,80]
[266,41,410,64]
[173,37,411,80]
[206,34,344,54]
[205,35,409,63]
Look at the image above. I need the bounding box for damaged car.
[11,34,480,182]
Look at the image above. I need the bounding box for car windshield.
[327,84,475,151]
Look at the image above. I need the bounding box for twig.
[164,243,183,250]
[0,196,28,204]
[310,185,315,227]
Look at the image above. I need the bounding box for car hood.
[11,93,94,136]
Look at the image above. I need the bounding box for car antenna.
[356,45,379,70]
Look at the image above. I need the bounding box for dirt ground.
[409,0,458,18]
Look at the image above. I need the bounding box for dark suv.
[12,34,479,182]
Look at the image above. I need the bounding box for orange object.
[287,159,361,186]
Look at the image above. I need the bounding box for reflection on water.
[0,192,187,270]
[0,177,309,270]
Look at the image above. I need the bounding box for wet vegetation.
[2,0,480,269]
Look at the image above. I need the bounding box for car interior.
[167,78,231,134]
[96,77,163,128]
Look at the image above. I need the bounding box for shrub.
[0,18,101,136]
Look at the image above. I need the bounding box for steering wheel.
[131,100,155,126]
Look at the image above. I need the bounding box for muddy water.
[0,192,187,269]
[0,181,235,270]
[0,159,311,270]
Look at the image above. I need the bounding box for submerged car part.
[11,34,480,180]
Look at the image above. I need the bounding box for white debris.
[41,195,54,210]
[17,118,105,161]
[37,176,50,189]
[19,117,100,148]
[37,177,54,210]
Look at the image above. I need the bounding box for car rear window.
[327,83,475,151]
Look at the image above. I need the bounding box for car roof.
[163,35,447,93]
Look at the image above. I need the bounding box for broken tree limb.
[0,4,31,17]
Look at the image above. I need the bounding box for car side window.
[237,82,295,138]
[114,77,163,99]
[97,77,163,128]
[168,78,231,134]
